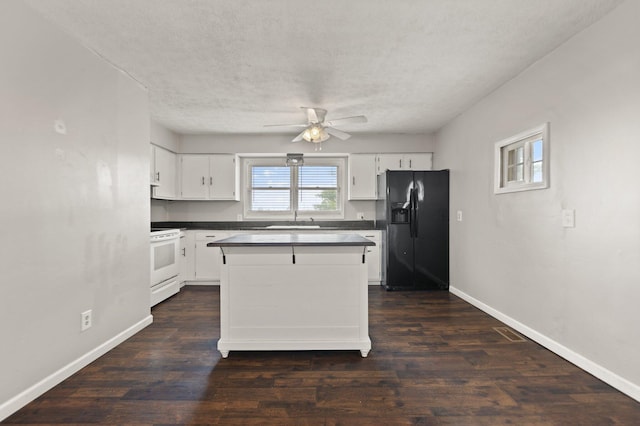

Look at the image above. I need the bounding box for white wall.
[179,133,435,154]
[435,0,640,400]
[151,120,180,151]
[0,2,152,419]
[151,133,435,221]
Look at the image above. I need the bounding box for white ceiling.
[26,0,622,136]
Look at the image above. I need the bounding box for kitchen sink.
[265,225,321,229]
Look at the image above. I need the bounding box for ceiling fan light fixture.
[302,128,311,141]
[265,107,366,144]
[302,124,326,143]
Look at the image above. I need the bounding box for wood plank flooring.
[4,286,640,425]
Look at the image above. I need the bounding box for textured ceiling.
[26,0,622,136]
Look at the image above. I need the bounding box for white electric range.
[150,228,180,307]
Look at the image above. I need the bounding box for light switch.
[562,209,575,228]
[456,210,463,222]
[54,119,66,135]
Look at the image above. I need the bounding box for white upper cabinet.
[348,154,378,200]
[180,154,239,200]
[209,154,239,200]
[405,153,433,170]
[152,145,177,199]
[376,153,433,174]
[150,145,157,186]
[180,155,209,199]
[376,154,404,173]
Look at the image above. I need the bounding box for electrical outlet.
[81,310,92,331]
[456,210,463,222]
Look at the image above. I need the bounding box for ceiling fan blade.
[305,107,319,124]
[325,115,368,126]
[292,129,307,142]
[325,127,351,140]
[302,107,327,124]
[264,123,307,128]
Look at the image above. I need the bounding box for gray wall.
[0,2,151,418]
[435,0,639,399]
[151,120,180,151]
[179,133,435,154]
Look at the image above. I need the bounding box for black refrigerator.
[376,170,449,290]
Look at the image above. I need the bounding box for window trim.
[243,156,346,220]
[494,123,549,194]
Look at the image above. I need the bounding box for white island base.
[212,236,372,358]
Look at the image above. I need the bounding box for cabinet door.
[180,155,210,199]
[194,232,230,281]
[348,154,377,200]
[150,145,157,185]
[209,155,239,200]
[405,153,433,170]
[179,232,195,283]
[356,231,381,283]
[153,146,177,198]
[376,154,405,173]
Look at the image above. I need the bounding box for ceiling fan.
[265,107,367,148]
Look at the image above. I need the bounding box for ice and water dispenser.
[391,203,409,223]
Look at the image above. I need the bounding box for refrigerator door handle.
[413,188,419,237]
[408,188,415,237]
[409,189,417,238]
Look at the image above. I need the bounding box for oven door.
[150,236,180,286]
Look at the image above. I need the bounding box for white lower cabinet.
[179,231,195,285]
[192,231,232,283]
[353,230,381,284]
[184,229,380,285]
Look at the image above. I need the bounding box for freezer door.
[386,223,414,290]
[413,170,450,290]
[384,171,416,290]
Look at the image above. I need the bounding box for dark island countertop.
[152,220,377,231]
[207,233,375,247]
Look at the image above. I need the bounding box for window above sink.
[243,156,346,220]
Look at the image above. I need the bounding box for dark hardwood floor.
[4,286,640,425]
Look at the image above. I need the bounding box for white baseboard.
[450,286,640,403]
[184,280,218,286]
[0,315,153,422]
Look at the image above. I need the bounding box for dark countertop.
[207,233,375,247]
[152,220,377,231]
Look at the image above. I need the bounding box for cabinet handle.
[182,248,186,256]
[210,176,213,185]
[409,159,412,168]
[399,159,402,168]
[352,176,356,185]
[156,171,160,181]
[202,177,205,185]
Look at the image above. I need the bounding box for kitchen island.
[207,233,374,358]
